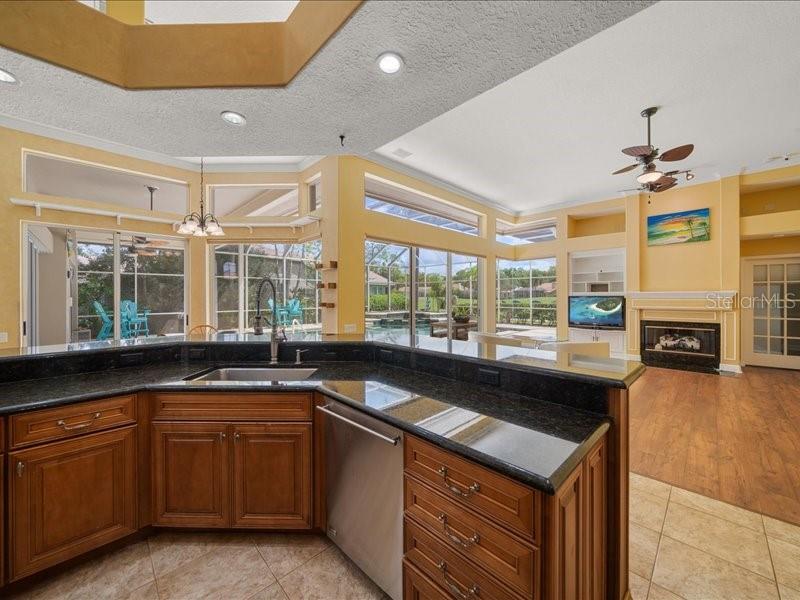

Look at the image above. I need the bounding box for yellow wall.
[568,212,626,238]
[741,185,800,217]
[741,236,800,257]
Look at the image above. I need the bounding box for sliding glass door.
[364,239,482,350]
[23,224,188,346]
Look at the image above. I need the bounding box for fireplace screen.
[643,324,717,357]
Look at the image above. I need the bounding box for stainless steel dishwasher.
[318,400,403,600]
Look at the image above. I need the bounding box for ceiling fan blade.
[612,163,639,175]
[654,175,676,186]
[659,144,694,161]
[622,145,653,158]
[654,181,678,193]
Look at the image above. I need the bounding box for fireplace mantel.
[626,290,740,372]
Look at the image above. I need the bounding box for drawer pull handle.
[57,412,101,431]
[16,461,25,478]
[437,466,480,498]
[437,513,480,548]
[436,561,480,599]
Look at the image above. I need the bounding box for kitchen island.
[0,335,642,599]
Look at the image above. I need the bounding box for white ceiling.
[0,1,651,163]
[144,1,299,24]
[375,0,800,214]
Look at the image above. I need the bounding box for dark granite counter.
[0,360,609,494]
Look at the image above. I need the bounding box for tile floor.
[7,472,800,599]
[629,472,800,600]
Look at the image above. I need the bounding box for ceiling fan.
[126,235,170,257]
[613,107,695,193]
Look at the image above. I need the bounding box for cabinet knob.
[234,432,241,441]
[220,432,226,440]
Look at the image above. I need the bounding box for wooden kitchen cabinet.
[8,426,137,581]
[151,422,230,527]
[231,423,312,529]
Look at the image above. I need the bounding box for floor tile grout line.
[272,541,332,583]
[667,483,767,533]
[145,537,162,600]
[763,514,783,600]
[659,532,778,583]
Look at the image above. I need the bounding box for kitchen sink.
[189,367,318,382]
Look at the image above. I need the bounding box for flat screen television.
[568,295,625,330]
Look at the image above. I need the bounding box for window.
[365,240,482,350]
[120,236,186,335]
[211,241,322,331]
[309,178,322,212]
[496,219,557,246]
[365,175,480,236]
[496,257,557,338]
[210,184,299,217]
[24,151,188,214]
[23,224,187,346]
[364,241,411,341]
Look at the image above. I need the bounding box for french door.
[742,257,800,369]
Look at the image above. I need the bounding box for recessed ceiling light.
[221,111,246,126]
[377,52,403,74]
[0,68,18,84]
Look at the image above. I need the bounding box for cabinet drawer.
[405,476,538,599]
[405,517,526,600]
[10,395,137,449]
[404,435,540,541]
[151,392,312,421]
[404,560,449,600]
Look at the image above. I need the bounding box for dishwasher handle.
[317,404,401,446]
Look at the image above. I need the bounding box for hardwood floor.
[630,365,800,526]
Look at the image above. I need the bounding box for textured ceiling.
[0,1,652,161]
[375,1,800,213]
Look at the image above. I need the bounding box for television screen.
[569,296,625,329]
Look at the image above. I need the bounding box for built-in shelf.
[569,250,625,295]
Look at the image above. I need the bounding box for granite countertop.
[0,331,645,388]
[0,361,609,494]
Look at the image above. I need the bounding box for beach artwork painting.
[647,208,710,246]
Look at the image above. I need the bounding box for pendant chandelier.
[177,158,224,237]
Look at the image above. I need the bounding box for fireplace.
[640,320,721,373]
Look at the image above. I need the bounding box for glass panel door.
[744,258,800,369]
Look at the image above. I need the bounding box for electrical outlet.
[344,324,357,333]
[0,332,8,343]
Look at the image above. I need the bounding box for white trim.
[627,290,737,300]
[718,363,743,374]
[10,198,320,230]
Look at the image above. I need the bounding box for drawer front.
[405,517,526,600]
[151,392,312,421]
[10,395,137,449]
[404,435,540,541]
[404,560,449,600]
[405,476,538,598]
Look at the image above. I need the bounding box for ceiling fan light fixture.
[637,170,663,184]
[686,171,695,181]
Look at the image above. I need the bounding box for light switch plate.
[344,324,356,333]
[0,332,8,343]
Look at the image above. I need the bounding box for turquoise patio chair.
[267,298,289,326]
[121,300,150,337]
[285,297,304,324]
[93,301,132,340]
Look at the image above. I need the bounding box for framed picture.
[647,208,711,246]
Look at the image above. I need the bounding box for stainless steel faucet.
[253,277,281,364]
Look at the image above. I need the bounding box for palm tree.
[686,218,695,239]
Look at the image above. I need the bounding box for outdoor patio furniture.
[93,301,131,340]
[285,298,304,324]
[267,298,289,326]
[121,300,150,337]
[429,319,478,341]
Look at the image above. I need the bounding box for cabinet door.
[231,423,312,529]
[9,426,137,581]
[403,561,449,600]
[152,422,229,527]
